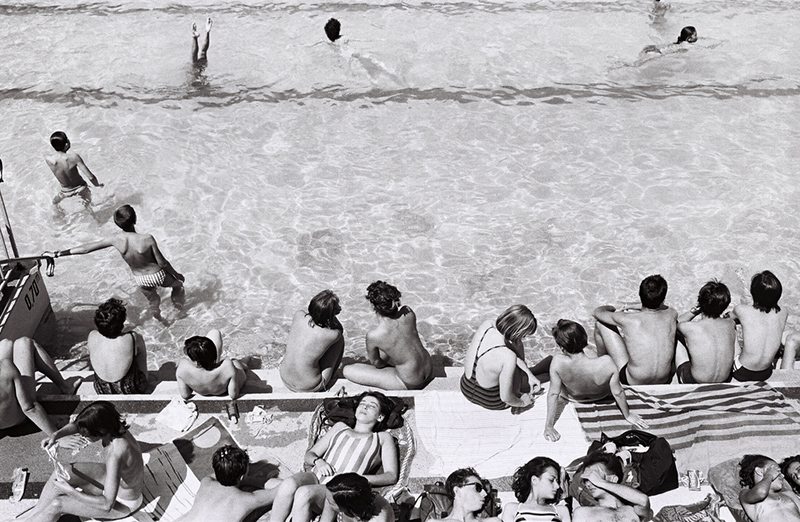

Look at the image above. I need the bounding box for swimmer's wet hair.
[551,319,587,354]
[581,452,623,483]
[212,445,249,486]
[326,473,375,521]
[114,205,137,232]
[184,336,218,371]
[325,18,342,42]
[365,281,402,317]
[697,280,730,318]
[309,289,342,330]
[496,305,537,345]
[739,454,774,488]
[639,274,668,309]
[50,131,69,152]
[677,26,697,44]
[751,271,782,313]
[355,390,394,431]
[512,457,561,502]
[95,298,127,338]
[75,401,128,439]
[780,455,800,494]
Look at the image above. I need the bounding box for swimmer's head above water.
[325,18,342,42]
[114,204,137,232]
[676,26,698,44]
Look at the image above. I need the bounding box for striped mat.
[573,382,800,472]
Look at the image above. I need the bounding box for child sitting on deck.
[675,280,736,383]
[739,454,800,521]
[175,445,283,522]
[176,330,249,399]
[544,320,647,443]
[730,271,790,381]
[572,452,652,522]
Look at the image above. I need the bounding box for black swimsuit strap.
[470,326,506,377]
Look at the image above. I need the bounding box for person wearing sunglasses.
[430,468,499,522]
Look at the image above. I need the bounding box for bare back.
[0,361,25,429]
[735,304,788,371]
[176,359,236,396]
[112,233,164,276]
[678,317,736,382]
[110,432,145,501]
[176,478,266,522]
[463,321,516,388]
[45,151,86,190]
[87,330,137,382]
[615,308,677,383]
[367,307,432,386]
[555,353,617,401]
[280,311,343,389]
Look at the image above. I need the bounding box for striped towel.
[574,382,800,473]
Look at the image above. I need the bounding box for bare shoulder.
[377,431,395,445]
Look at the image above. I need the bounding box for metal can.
[687,469,701,491]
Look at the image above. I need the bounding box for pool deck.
[3,368,800,521]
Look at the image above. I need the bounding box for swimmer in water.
[641,26,697,54]
[191,17,213,63]
[45,131,103,212]
[325,18,342,42]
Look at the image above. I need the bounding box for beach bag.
[568,429,678,501]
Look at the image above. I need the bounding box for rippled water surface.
[1,0,799,368]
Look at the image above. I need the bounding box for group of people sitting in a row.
[16,393,800,522]
[1,269,796,444]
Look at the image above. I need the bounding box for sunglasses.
[461,481,485,493]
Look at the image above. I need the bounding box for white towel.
[414,388,589,479]
[155,398,199,432]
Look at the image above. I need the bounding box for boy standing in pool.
[593,274,678,385]
[45,131,103,210]
[48,204,185,322]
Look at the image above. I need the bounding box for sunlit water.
[1,0,799,369]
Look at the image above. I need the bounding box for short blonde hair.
[495,305,537,345]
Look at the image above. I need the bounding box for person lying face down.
[573,452,652,522]
[175,445,283,522]
[739,454,800,522]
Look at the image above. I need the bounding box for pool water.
[1,0,798,369]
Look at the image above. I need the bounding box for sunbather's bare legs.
[594,322,630,370]
[782,331,800,369]
[270,472,318,522]
[0,337,75,394]
[343,363,409,390]
[191,17,212,63]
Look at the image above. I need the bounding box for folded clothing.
[156,398,199,432]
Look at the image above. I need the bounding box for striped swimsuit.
[513,504,562,522]
[320,428,382,480]
[460,327,509,410]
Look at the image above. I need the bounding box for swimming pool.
[1,0,798,368]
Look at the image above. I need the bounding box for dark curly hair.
[365,281,401,317]
[781,455,800,494]
[512,457,561,502]
[75,401,128,439]
[355,391,394,432]
[327,473,375,521]
[184,336,218,371]
[581,452,623,483]
[739,454,774,488]
[94,298,127,338]
[212,445,250,486]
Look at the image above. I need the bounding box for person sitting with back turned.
[460,305,543,411]
[544,319,647,442]
[175,445,283,522]
[342,281,433,390]
[0,337,77,437]
[176,330,249,399]
[593,274,678,385]
[45,131,103,210]
[48,204,185,322]
[88,298,148,394]
[191,17,212,63]
[739,454,800,522]
[280,290,345,392]
[730,270,789,381]
[572,452,651,522]
[675,280,736,384]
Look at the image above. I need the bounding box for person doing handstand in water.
[191,17,212,63]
